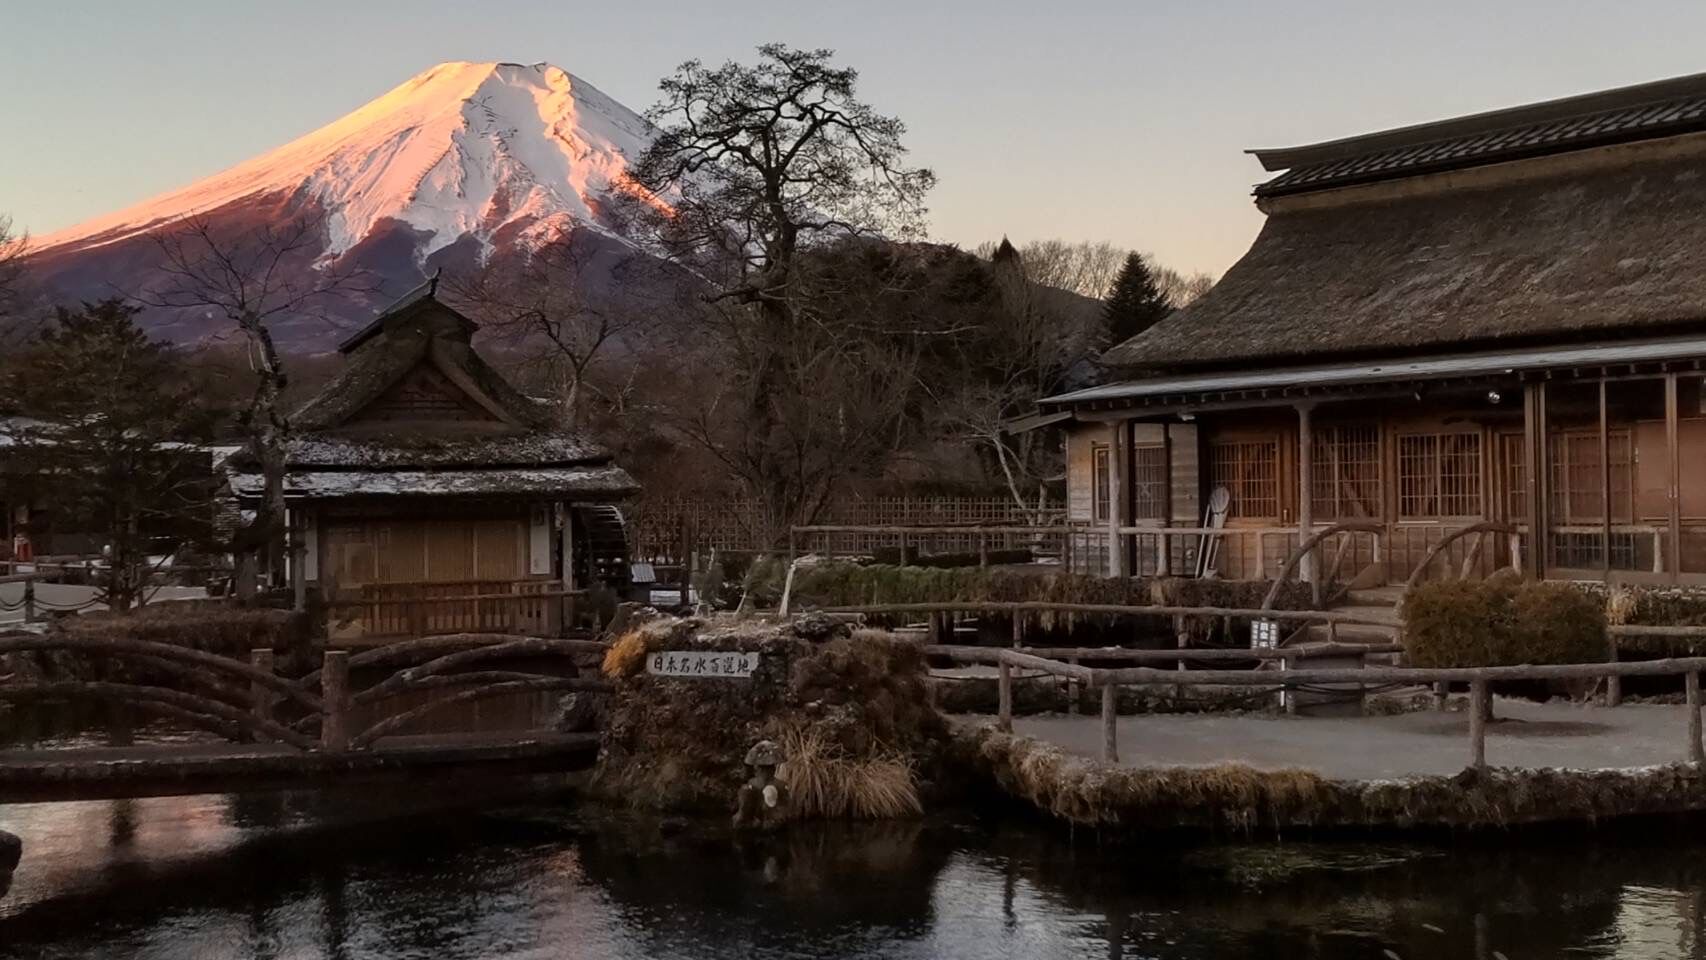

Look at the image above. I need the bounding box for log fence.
[932,630,1706,772]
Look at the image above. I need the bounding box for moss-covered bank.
[953,724,1706,834]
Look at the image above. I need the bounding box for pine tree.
[1,300,222,609]
[1101,252,1175,345]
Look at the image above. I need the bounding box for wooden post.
[1469,678,1489,771]
[1108,420,1128,577]
[250,648,276,740]
[1101,682,1118,763]
[289,510,306,613]
[1668,374,1683,581]
[1689,671,1704,764]
[1011,611,1023,648]
[997,659,1013,733]
[1607,635,1622,707]
[979,534,989,568]
[22,578,35,622]
[1599,380,1612,578]
[321,650,351,751]
[1296,402,1316,594]
[1523,382,1547,580]
[1067,657,1080,715]
[1282,657,1297,715]
[559,502,575,633]
[1433,680,1449,711]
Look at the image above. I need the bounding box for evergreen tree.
[1,300,222,609]
[1101,252,1176,345]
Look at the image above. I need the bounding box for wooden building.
[230,279,638,641]
[1043,73,1706,587]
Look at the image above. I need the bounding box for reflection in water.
[2,792,1706,958]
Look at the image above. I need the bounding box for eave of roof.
[229,464,641,500]
[1253,72,1706,197]
[1045,334,1706,410]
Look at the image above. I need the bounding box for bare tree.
[620,44,936,542]
[0,216,34,347]
[142,214,375,588]
[444,236,666,429]
[974,238,1216,306]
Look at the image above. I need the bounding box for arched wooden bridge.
[0,634,610,803]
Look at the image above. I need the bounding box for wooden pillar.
[1599,380,1612,578]
[1607,635,1622,707]
[1296,402,1316,590]
[250,648,276,740]
[1067,657,1080,715]
[1688,671,1704,764]
[22,577,35,623]
[1469,678,1489,771]
[1108,419,1128,577]
[997,659,1013,733]
[1011,610,1023,648]
[289,509,307,613]
[1668,373,1683,581]
[559,502,576,632]
[1101,682,1119,763]
[1522,383,1547,580]
[1433,680,1449,711]
[321,650,351,751]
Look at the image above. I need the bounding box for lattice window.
[1548,430,1633,523]
[1397,432,1483,519]
[1501,433,1526,520]
[1311,424,1382,519]
[1132,445,1167,521]
[1209,440,1280,519]
[1092,444,1111,523]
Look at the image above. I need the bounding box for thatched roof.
[1252,71,1706,198]
[232,285,638,501]
[1103,146,1706,372]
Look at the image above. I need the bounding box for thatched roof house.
[1039,73,1706,589]
[231,279,637,642]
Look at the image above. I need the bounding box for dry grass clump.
[776,724,922,820]
[602,629,650,678]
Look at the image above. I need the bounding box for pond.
[1,788,1702,959]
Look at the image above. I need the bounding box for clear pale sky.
[5,0,1706,276]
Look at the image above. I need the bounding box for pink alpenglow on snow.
[34,62,659,260]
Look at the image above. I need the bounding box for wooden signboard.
[646,650,758,678]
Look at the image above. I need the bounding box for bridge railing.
[0,633,612,754]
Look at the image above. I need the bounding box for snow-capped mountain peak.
[34,61,656,261]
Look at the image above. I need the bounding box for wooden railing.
[937,623,1706,770]
[0,633,610,753]
[326,580,581,641]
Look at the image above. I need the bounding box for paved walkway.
[1012,699,1703,779]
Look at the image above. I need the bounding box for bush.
[1405,578,1606,668]
[57,600,307,658]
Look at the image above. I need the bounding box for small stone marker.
[647,650,758,678]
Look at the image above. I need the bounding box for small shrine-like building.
[231,279,638,642]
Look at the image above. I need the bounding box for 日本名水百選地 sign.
[647,650,758,678]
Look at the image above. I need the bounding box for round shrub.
[1404,578,1606,668]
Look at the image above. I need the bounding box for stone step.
[1329,604,1404,625]
[1342,586,1408,608]
[1305,621,1401,644]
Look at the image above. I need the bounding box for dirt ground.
[1011,699,1704,779]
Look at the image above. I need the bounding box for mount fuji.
[27,61,666,348]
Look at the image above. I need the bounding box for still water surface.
[2,787,1704,959]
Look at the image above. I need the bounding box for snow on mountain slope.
[34,61,657,262]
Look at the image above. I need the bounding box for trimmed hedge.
[1404,577,1607,668]
[57,600,307,658]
